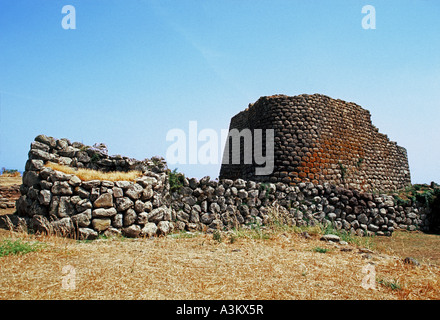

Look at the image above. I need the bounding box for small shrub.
[168,168,185,193]
[90,152,101,163]
[213,230,222,243]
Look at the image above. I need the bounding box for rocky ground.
[0,176,21,215]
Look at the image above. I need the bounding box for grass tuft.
[378,278,402,291]
[313,247,330,253]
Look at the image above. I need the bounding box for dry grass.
[0,175,22,187]
[0,172,20,178]
[373,230,440,266]
[0,227,439,300]
[45,162,143,182]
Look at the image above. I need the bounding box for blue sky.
[0,0,439,183]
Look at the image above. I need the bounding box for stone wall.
[219,94,411,192]
[0,185,20,210]
[1,135,430,239]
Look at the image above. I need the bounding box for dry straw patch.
[44,162,143,182]
[0,228,439,300]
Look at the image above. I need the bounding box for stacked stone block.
[1,133,428,239]
[219,94,411,192]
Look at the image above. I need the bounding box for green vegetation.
[378,278,402,291]
[169,231,201,239]
[338,162,347,181]
[356,157,364,168]
[392,183,440,233]
[321,222,376,249]
[212,230,222,243]
[168,168,186,193]
[1,168,20,176]
[313,247,330,253]
[393,183,440,207]
[0,239,44,257]
[90,152,102,163]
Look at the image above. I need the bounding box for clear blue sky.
[0,0,439,184]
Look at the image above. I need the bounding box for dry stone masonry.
[0,130,433,239]
[220,94,411,192]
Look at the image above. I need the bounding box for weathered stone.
[112,187,124,198]
[92,218,111,232]
[58,146,77,157]
[26,159,44,171]
[123,208,137,226]
[367,224,379,232]
[407,212,417,219]
[157,221,170,235]
[35,134,56,147]
[82,180,101,190]
[76,199,92,212]
[77,151,91,163]
[29,149,54,161]
[142,222,158,237]
[358,213,368,224]
[78,228,98,240]
[23,171,40,187]
[136,211,149,225]
[125,183,144,200]
[209,219,223,230]
[68,175,82,187]
[72,210,92,227]
[403,257,420,266]
[141,186,154,201]
[52,181,73,196]
[52,217,75,237]
[103,227,121,238]
[93,193,113,208]
[237,189,248,199]
[182,196,197,206]
[200,213,215,225]
[148,206,167,223]
[134,200,146,213]
[122,224,142,238]
[92,207,117,218]
[116,197,134,211]
[209,202,221,214]
[58,196,76,217]
[320,234,340,242]
[112,213,123,228]
[115,181,131,189]
[38,189,52,206]
[177,210,190,222]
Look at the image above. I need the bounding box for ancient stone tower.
[219,94,411,191]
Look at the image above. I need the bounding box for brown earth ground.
[1,175,439,300]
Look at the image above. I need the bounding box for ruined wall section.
[220,94,411,192]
